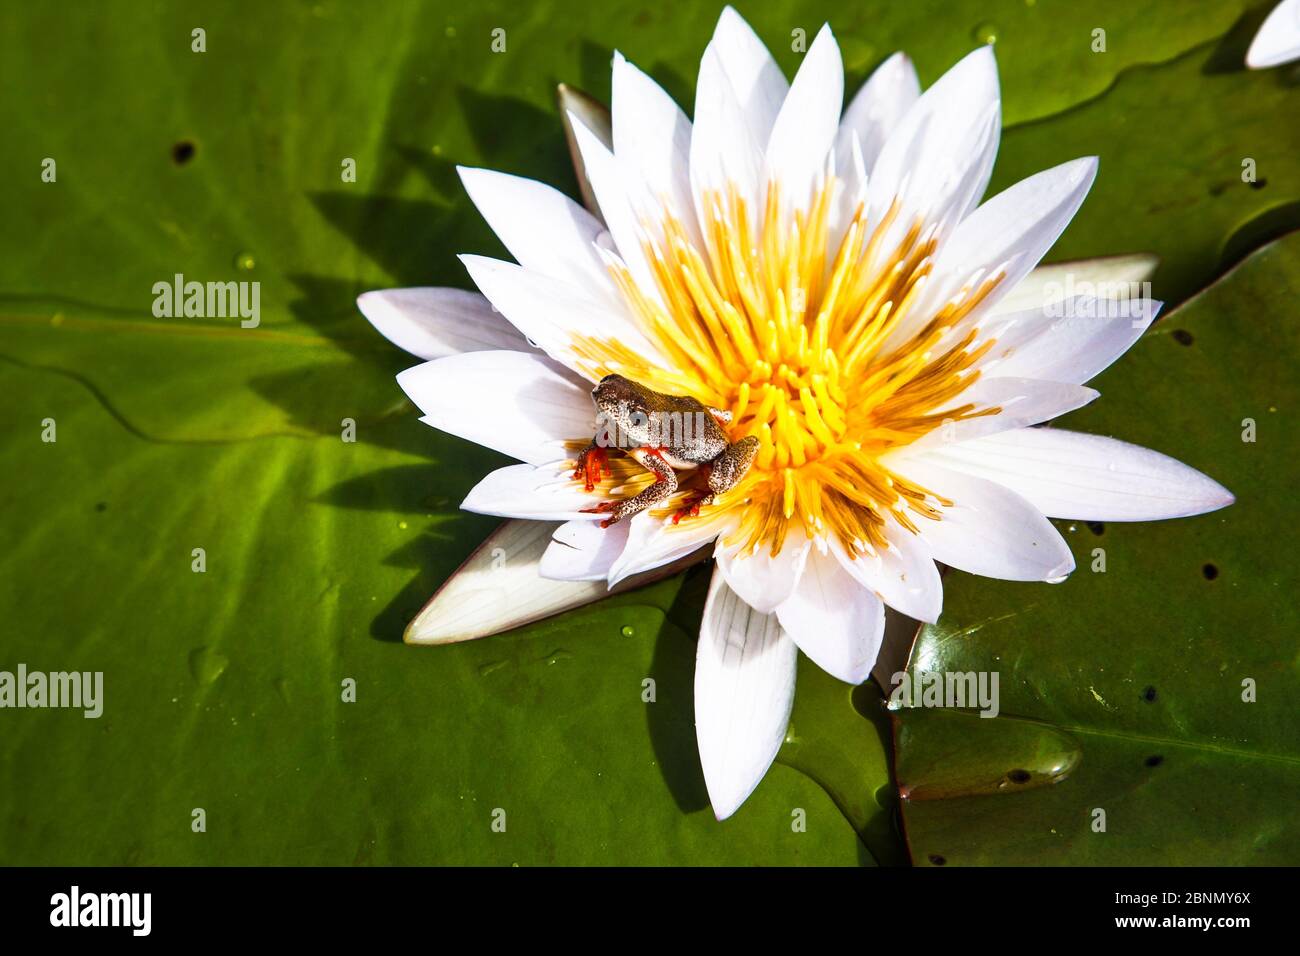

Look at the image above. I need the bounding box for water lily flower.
[360,7,1233,819]
[1247,0,1300,68]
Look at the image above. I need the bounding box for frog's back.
[655,394,727,464]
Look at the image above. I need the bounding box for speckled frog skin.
[574,374,760,526]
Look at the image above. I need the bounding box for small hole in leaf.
[1086,521,1105,536]
[1007,768,1032,784]
[928,854,947,866]
[1172,329,1194,346]
[172,140,196,164]
[1249,178,1268,190]
[1142,686,1157,703]
[1146,754,1164,768]
[1202,563,1219,580]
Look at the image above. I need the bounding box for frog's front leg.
[673,436,761,522]
[581,447,677,527]
[572,440,611,492]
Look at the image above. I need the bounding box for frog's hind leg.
[581,447,677,527]
[673,435,760,523]
[708,436,760,496]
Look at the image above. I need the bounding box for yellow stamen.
[573,176,1005,557]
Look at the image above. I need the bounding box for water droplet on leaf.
[971,20,999,44]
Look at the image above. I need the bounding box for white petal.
[397,351,591,465]
[459,255,671,375]
[690,44,765,235]
[566,113,665,308]
[827,522,943,624]
[905,376,1099,448]
[927,156,1098,320]
[695,564,798,820]
[775,548,884,684]
[715,524,812,614]
[866,46,1000,246]
[835,52,920,177]
[764,23,843,214]
[611,52,701,246]
[558,83,613,219]
[987,253,1158,318]
[405,519,684,645]
[406,520,576,644]
[708,6,789,147]
[457,166,616,302]
[921,427,1235,521]
[979,295,1162,384]
[1247,0,1300,68]
[607,508,731,587]
[889,457,1075,582]
[461,462,600,521]
[540,519,631,581]
[357,287,532,360]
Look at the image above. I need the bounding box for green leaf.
[893,233,1300,865]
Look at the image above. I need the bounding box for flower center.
[573,178,1004,557]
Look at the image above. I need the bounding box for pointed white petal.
[457,166,615,301]
[459,255,670,375]
[407,520,574,644]
[558,83,613,219]
[866,46,1000,243]
[987,253,1158,318]
[1247,0,1300,68]
[835,52,920,176]
[690,44,765,234]
[828,523,943,624]
[775,548,884,684]
[405,519,689,645]
[921,427,1235,521]
[889,457,1075,582]
[566,113,665,308]
[397,351,590,465]
[540,518,631,581]
[357,287,532,360]
[695,564,798,819]
[461,463,601,522]
[980,295,1162,384]
[927,157,1098,319]
[715,524,812,614]
[612,52,701,245]
[607,508,731,586]
[906,376,1099,448]
[764,23,843,213]
[709,6,789,146]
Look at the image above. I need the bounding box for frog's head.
[592,374,641,419]
[592,373,656,444]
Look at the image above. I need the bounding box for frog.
[573,374,761,527]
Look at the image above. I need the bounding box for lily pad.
[893,232,1300,865]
